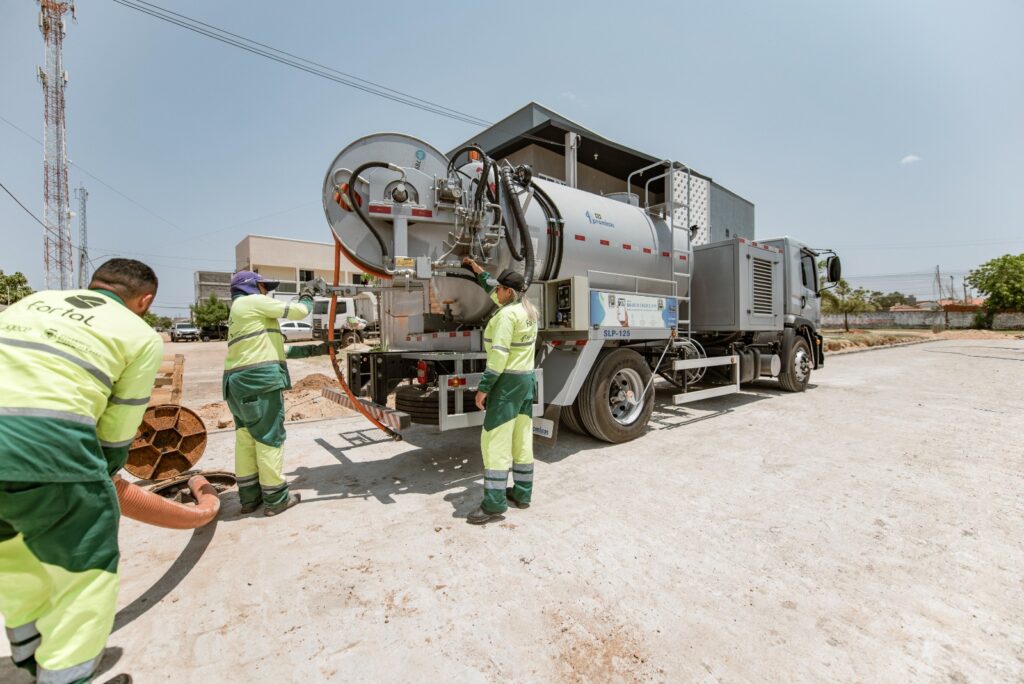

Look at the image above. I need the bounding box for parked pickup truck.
[170,321,200,342]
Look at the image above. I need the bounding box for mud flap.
[533,404,561,447]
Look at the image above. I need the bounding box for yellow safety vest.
[0,289,163,481]
[477,272,537,393]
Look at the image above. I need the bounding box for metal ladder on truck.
[628,161,741,406]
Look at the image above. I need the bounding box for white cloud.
[900,154,922,165]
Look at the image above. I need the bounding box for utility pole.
[75,184,88,288]
[38,0,76,290]
[949,275,954,305]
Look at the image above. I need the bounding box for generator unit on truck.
[318,133,841,443]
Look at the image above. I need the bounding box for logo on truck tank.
[585,211,615,228]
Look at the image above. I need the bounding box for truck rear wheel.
[577,349,654,443]
[395,384,480,425]
[778,337,812,392]
[559,400,590,436]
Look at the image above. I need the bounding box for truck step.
[321,387,411,431]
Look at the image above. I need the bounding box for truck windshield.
[313,301,329,315]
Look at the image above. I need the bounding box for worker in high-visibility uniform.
[0,259,163,682]
[224,271,319,516]
[462,257,538,525]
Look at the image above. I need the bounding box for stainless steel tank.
[322,133,683,325]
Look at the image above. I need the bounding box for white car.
[280,321,314,341]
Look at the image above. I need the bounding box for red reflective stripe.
[599,239,610,246]
[661,251,670,257]
[642,247,652,254]
[679,254,687,260]
[575,234,586,241]
[575,340,587,346]
[411,208,433,218]
[368,204,391,214]
[623,244,632,250]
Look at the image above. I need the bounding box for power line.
[0,112,186,232]
[0,180,47,229]
[109,0,564,148]
[127,0,491,126]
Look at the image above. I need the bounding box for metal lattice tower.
[75,184,88,288]
[38,1,75,290]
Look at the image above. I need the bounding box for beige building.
[234,235,364,294]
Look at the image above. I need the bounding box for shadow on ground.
[290,382,785,516]
[112,523,218,633]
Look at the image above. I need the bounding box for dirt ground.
[823,328,1024,353]
[3,338,1021,682]
[160,340,362,429]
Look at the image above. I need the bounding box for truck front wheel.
[577,349,654,443]
[778,337,812,392]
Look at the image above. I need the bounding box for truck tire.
[341,331,359,347]
[559,400,590,436]
[778,336,812,392]
[577,349,654,443]
[395,384,480,425]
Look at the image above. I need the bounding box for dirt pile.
[194,373,356,430]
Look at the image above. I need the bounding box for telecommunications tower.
[38,1,76,289]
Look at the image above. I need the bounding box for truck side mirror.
[826,256,842,283]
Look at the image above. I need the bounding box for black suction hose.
[347,161,392,260]
[500,167,535,288]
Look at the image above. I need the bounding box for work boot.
[505,488,530,509]
[264,492,301,516]
[466,506,504,525]
[102,675,133,684]
[239,499,262,514]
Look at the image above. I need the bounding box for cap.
[496,268,525,292]
[230,270,279,295]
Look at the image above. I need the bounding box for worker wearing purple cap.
[224,270,322,516]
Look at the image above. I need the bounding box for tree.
[142,313,173,329]
[821,279,875,331]
[967,253,1024,312]
[0,270,34,305]
[868,290,917,310]
[189,295,229,329]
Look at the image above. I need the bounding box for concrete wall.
[993,312,1024,329]
[822,311,977,329]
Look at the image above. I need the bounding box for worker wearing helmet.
[462,257,538,524]
[224,271,318,516]
[0,259,163,682]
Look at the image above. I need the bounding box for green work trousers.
[0,480,120,683]
[225,387,290,508]
[480,374,535,513]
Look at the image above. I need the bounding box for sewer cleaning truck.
[316,133,841,443]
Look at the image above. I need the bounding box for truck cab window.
[801,254,818,293]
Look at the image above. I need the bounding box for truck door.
[799,249,820,325]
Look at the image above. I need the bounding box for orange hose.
[327,238,402,440]
[114,474,220,529]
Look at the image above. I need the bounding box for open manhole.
[126,404,208,481]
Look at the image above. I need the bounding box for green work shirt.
[0,288,163,481]
[476,271,537,394]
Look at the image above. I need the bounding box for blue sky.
[1,0,1022,314]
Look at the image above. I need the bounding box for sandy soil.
[824,328,1024,353]
[3,338,1021,682]
[161,341,363,430]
